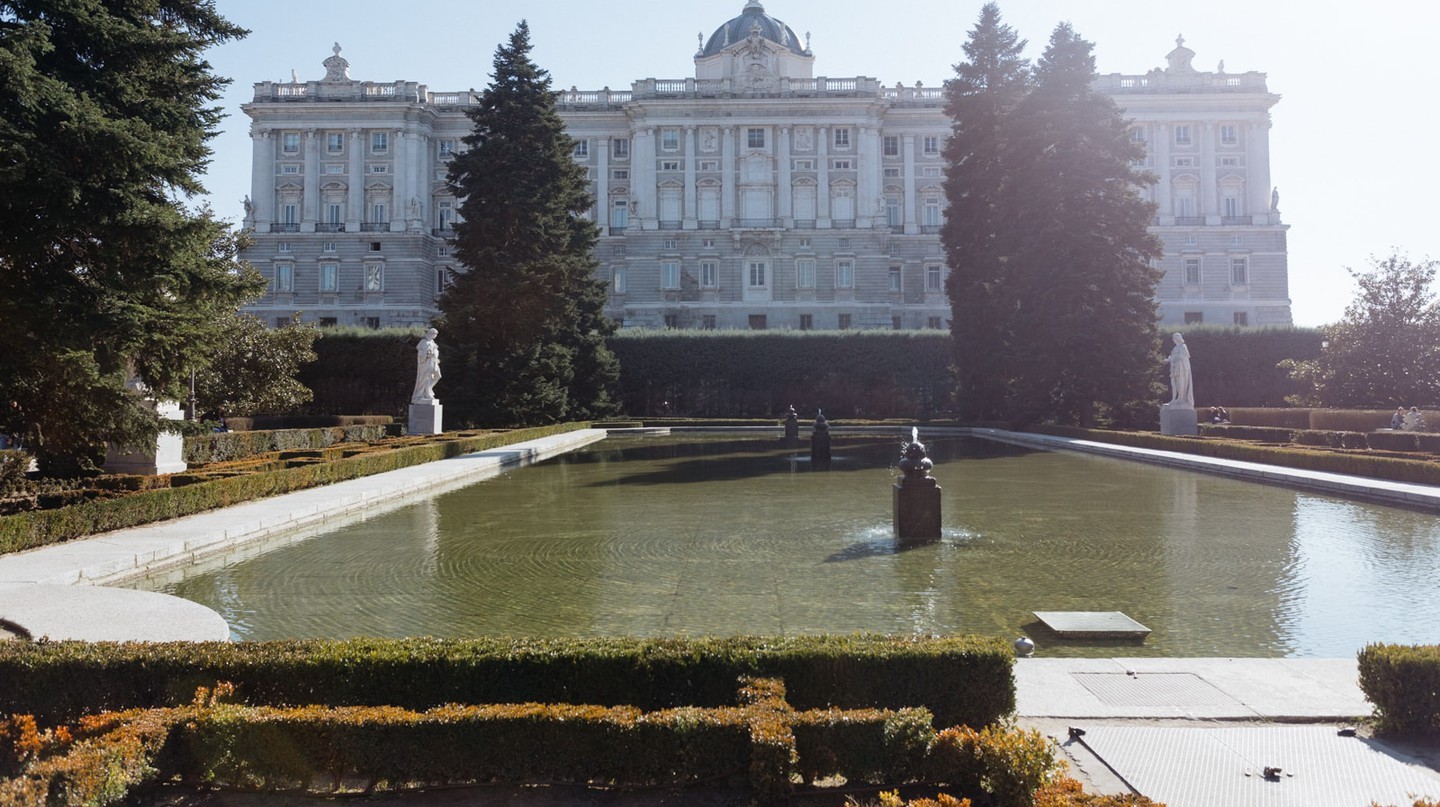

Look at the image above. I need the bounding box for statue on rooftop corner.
[1166,332,1193,407]
[412,328,441,403]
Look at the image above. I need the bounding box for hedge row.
[0,423,584,555]
[183,424,391,465]
[1358,644,1440,736]
[0,635,1015,730]
[222,414,392,432]
[1,685,1067,804]
[1224,407,1440,434]
[1200,423,1440,454]
[1034,425,1440,487]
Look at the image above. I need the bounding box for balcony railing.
[1173,216,1205,226]
[831,219,855,229]
[697,220,720,230]
[792,219,816,230]
[317,223,345,233]
[658,220,682,230]
[360,222,387,232]
[272,223,299,233]
[890,224,906,234]
[1220,216,1251,226]
[608,226,627,236]
[431,228,453,237]
[734,218,778,228]
[920,225,942,234]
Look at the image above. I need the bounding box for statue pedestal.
[893,480,942,540]
[1159,404,1198,436]
[104,400,187,476]
[408,399,443,435]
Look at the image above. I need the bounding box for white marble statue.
[412,328,441,402]
[1166,332,1193,407]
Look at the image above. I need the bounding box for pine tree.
[442,21,618,426]
[0,1,263,475]
[941,3,1031,421]
[999,23,1162,426]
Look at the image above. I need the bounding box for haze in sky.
[198,0,1440,327]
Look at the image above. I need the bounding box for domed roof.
[700,1,808,58]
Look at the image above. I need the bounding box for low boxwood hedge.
[0,423,584,555]
[183,424,391,465]
[1358,643,1440,736]
[0,635,1014,730]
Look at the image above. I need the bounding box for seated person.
[1392,407,1405,430]
[1403,406,1426,432]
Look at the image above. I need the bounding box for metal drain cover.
[1073,672,1241,708]
[1077,726,1440,806]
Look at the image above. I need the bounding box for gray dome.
[701,1,808,58]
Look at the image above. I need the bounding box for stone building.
[240,2,1289,330]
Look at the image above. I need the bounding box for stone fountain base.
[894,479,941,540]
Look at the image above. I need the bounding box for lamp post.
[188,368,197,421]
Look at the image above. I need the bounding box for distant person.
[1404,406,1426,432]
[1392,407,1405,430]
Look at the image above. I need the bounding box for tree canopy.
[0,0,262,474]
[1283,251,1440,407]
[441,21,617,426]
[943,6,1162,426]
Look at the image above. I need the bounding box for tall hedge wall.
[295,326,1323,420]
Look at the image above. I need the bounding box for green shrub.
[1358,643,1440,736]
[1311,409,1397,432]
[0,635,1014,729]
[1198,424,1294,442]
[925,723,1064,806]
[0,708,178,806]
[1175,325,1323,408]
[0,424,582,555]
[792,707,934,786]
[1226,407,1313,428]
[0,450,29,494]
[1368,431,1421,452]
[184,424,391,465]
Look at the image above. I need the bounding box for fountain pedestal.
[810,410,831,470]
[782,405,799,446]
[893,430,941,540]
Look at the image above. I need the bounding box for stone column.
[390,127,407,231]
[817,126,830,226]
[858,126,879,227]
[1200,122,1217,223]
[347,129,363,230]
[721,126,734,225]
[778,125,792,224]
[1249,118,1272,224]
[683,126,697,228]
[635,127,655,229]
[301,129,319,231]
[250,128,274,232]
[902,135,917,234]
[1154,123,1172,222]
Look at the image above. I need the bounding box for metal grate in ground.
[1078,726,1440,807]
[1072,671,1242,708]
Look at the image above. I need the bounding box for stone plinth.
[104,399,187,475]
[1159,404,1197,436]
[893,481,942,540]
[408,399,443,435]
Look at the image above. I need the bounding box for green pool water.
[133,434,1440,656]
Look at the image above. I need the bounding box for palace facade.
[240,2,1289,331]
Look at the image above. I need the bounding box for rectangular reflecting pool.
[130,434,1440,656]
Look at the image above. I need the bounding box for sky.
[196,0,1440,328]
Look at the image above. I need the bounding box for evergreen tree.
[442,21,618,426]
[999,24,1161,426]
[0,1,263,475]
[941,3,1031,421]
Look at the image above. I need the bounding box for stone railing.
[1094,71,1269,94]
[253,80,427,102]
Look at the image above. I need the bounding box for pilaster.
[902,135,916,233]
[347,129,364,230]
[778,125,792,223]
[301,129,319,231]
[721,126,734,225]
[817,125,830,226]
[683,126,697,228]
[250,128,274,232]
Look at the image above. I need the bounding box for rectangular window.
[661,128,680,151]
[796,258,816,289]
[883,167,901,178]
[748,314,767,330]
[927,316,943,330]
[326,203,342,224]
[888,266,901,292]
[281,204,298,225]
[322,241,335,252]
[1231,257,1248,286]
[792,159,814,171]
[319,263,338,292]
[273,264,293,292]
[700,159,720,171]
[702,314,716,330]
[611,138,629,159]
[882,136,899,157]
[613,268,627,293]
[371,131,389,153]
[364,262,383,291]
[1220,124,1238,146]
[922,166,941,177]
[281,164,300,175]
[1184,257,1201,285]
[747,127,765,149]
[925,264,943,292]
[1184,311,1204,324]
[663,314,678,329]
[1220,156,1241,167]
[661,260,680,289]
[277,241,291,252]
[436,268,450,294]
[799,314,813,331]
[612,169,629,180]
[370,163,388,174]
[703,238,716,248]
[892,316,903,331]
[660,160,680,171]
[1130,127,1146,143]
[282,132,300,152]
[835,259,854,289]
[364,317,380,330]
[748,260,767,288]
[838,313,852,330]
[1234,311,1249,326]
[325,163,344,174]
[319,317,338,327]
[832,159,852,170]
[833,127,851,148]
[923,136,939,155]
[572,139,588,158]
[1174,125,1192,146]
[326,132,344,152]
[371,202,386,222]
[701,260,717,288]
[438,139,455,156]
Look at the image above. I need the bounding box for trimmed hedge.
[183,424,390,465]
[1358,643,1440,736]
[1226,407,1314,429]
[223,414,392,432]
[1175,325,1323,408]
[0,423,584,555]
[0,635,1015,730]
[1198,424,1294,442]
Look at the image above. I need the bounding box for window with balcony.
[282,132,299,152]
[371,202,386,223]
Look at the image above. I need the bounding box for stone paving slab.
[0,583,229,641]
[1034,610,1151,639]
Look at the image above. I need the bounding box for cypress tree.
[0,1,262,475]
[443,21,618,426]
